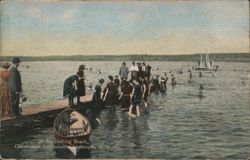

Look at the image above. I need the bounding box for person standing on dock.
[119,62,129,80]
[63,74,79,106]
[8,57,22,117]
[76,65,86,104]
[76,70,85,105]
[0,62,11,117]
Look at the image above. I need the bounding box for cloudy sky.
[1,0,249,56]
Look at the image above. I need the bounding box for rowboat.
[54,107,92,156]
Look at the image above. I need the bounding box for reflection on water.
[1,61,250,159]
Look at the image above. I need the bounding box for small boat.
[54,107,92,156]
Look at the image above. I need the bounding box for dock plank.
[0,95,93,127]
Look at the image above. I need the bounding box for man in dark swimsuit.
[128,79,142,117]
[63,74,79,106]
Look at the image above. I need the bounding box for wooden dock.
[0,95,93,127]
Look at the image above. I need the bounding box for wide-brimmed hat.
[11,57,21,64]
[1,62,10,69]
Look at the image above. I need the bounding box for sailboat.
[194,54,218,71]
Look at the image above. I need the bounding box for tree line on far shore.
[0,53,249,62]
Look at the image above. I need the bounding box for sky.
[0,0,249,56]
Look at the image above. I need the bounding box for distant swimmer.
[188,70,192,78]
[89,67,93,72]
[178,68,183,74]
[198,84,205,99]
[171,74,176,86]
[199,84,204,90]
[242,81,246,86]
[97,70,102,74]
[160,77,167,92]
[199,72,202,77]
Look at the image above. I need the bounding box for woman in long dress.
[119,80,133,109]
[103,75,118,107]
[0,62,11,116]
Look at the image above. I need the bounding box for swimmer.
[199,72,202,77]
[199,84,204,90]
[171,74,176,86]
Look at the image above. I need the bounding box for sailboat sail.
[199,54,203,68]
[205,54,211,69]
[210,60,213,68]
[195,53,217,71]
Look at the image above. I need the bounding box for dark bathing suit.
[132,84,142,106]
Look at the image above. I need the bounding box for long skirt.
[0,87,11,115]
[104,92,117,106]
[77,79,86,96]
[121,95,130,108]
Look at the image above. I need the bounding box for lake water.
[1,61,250,159]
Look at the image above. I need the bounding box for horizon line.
[1,52,250,58]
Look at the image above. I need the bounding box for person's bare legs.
[136,105,140,117]
[128,104,133,115]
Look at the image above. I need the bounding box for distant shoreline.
[0,53,249,62]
